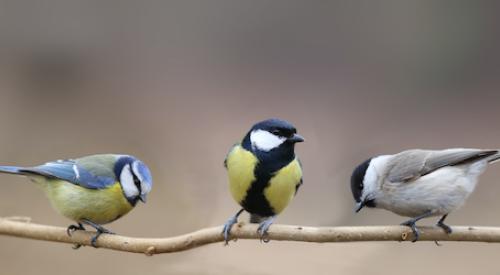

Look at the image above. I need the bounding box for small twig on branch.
[1,217,500,255]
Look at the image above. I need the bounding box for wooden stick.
[1,218,500,255]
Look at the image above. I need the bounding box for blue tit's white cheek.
[250,129,286,151]
[120,164,139,198]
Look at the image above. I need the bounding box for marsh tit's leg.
[436,214,452,234]
[257,216,276,243]
[81,219,115,248]
[400,210,434,242]
[222,208,244,245]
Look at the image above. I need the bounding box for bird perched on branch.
[351,148,500,241]
[222,118,304,244]
[0,154,152,246]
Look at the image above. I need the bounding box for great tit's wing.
[295,158,303,195]
[387,149,498,183]
[20,159,116,189]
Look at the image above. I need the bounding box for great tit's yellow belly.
[226,145,302,216]
[264,159,302,214]
[35,179,134,224]
[226,145,258,205]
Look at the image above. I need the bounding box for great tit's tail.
[0,166,25,175]
[249,214,265,224]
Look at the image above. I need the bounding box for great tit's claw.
[222,216,238,245]
[257,217,275,243]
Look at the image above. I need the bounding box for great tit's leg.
[81,219,115,247]
[66,223,85,236]
[400,210,434,242]
[257,216,276,243]
[222,209,244,245]
[436,214,452,234]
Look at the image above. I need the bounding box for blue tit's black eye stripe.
[131,169,142,193]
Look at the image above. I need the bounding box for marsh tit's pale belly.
[377,162,487,218]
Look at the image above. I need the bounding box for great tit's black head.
[246,118,304,152]
[351,158,376,212]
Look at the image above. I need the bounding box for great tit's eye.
[270,129,281,136]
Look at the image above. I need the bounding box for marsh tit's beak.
[354,201,366,213]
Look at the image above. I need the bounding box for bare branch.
[1,218,500,255]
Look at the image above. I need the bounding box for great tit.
[0,154,152,246]
[351,148,500,241]
[222,118,304,243]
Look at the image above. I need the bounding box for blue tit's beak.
[354,201,365,213]
[288,133,305,143]
[139,194,147,203]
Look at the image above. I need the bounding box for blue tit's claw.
[66,223,85,237]
[72,244,82,250]
[222,216,238,245]
[90,234,100,248]
[90,228,114,248]
[257,216,275,243]
[80,219,114,248]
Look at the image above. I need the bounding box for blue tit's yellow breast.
[264,158,303,214]
[226,145,259,204]
[35,179,134,224]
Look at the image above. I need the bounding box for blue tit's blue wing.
[0,166,23,174]
[20,160,116,189]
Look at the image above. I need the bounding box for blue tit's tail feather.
[0,166,25,175]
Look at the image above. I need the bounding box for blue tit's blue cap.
[136,160,153,189]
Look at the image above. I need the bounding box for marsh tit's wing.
[387,149,498,183]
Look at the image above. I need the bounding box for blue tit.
[0,154,152,246]
[222,118,304,243]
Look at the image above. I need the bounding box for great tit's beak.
[354,201,366,213]
[139,194,147,203]
[288,133,305,143]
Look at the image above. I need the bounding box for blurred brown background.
[1,1,500,274]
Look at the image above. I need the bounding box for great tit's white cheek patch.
[120,164,139,198]
[250,129,286,151]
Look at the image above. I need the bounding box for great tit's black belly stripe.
[241,172,275,217]
[240,145,296,217]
